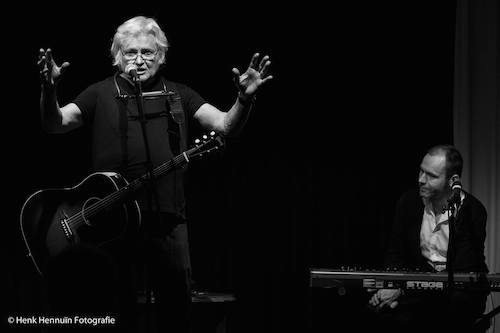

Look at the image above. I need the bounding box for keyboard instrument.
[310,268,500,292]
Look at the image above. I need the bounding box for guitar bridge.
[59,211,73,240]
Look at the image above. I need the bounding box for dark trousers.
[116,212,192,333]
[137,212,192,333]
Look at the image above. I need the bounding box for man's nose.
[135,55,145,65]
[418,173,426,184]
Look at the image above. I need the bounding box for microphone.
[125,64,138,80]
[449,180,462,205]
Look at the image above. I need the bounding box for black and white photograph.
[4,1,499,332]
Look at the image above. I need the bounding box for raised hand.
[38,48,70,89]
[232,53,273,101]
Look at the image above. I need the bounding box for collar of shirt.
[423,199,449,231]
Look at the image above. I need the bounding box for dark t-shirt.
[73,73,206,217]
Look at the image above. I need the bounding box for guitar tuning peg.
[210,131,215,136]
[194,139,200,144]
[202,135,208,140]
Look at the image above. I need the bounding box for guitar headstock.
[187,131,225,159]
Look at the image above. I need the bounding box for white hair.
[110,16,169,67]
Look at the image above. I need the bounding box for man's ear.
[449,174,460,187]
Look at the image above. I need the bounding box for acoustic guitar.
[20,131,223,275]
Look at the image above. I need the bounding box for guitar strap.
[162,78,187,156]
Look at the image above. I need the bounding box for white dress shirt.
[420,192,464,272]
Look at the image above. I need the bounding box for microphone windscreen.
[125,64,137,76]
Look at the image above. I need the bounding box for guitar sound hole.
[82,197,101,226]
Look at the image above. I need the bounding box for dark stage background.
[5,2,457,332]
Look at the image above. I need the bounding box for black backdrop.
[5,2,456,332]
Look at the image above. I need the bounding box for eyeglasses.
[122,48,157,61]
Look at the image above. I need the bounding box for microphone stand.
[132,73,161,333]
[445,196,461,331]
[132,74,161,210]
[446,200,457,293]
[445,192,498,331]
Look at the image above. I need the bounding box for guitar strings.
[64,154,186,228]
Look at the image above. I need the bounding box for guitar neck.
[113,152,191,202]
[80,134,220,221]
[129,152,189,192]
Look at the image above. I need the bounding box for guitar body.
[20,172,141,275]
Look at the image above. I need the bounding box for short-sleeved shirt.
[73,73,206,218]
